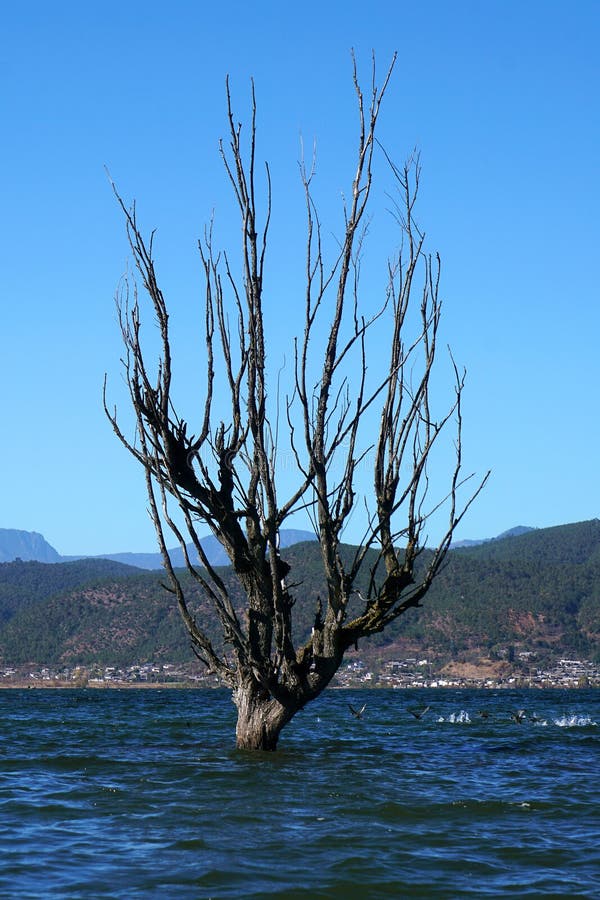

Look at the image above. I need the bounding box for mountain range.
[0,519,598,672]
[0,525,534,568]
[450,525,534,548]
[0,529,62,564]
[0,528,318,569]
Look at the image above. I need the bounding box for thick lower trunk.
[232,649,344,750]
[233,682,296,751]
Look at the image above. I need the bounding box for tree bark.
[232,679,295,751]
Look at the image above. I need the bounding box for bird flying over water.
[510,709,527,724]
[409,705,431,720]
[348,703,367,719]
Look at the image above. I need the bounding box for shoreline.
[0,680,196,690]
[1,680,597,690]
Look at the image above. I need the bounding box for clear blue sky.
[1,0,599,555]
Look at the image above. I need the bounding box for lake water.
[0,688,598,898]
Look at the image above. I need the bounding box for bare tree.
[105,55,488,750]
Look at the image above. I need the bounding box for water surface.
[0,688,598,898]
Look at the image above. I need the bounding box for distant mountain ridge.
[70,529,319,570]
[451,525,535,549]
[0,528,318,569]
[0,518,598,670]
[0,529,61,564]
[0,525,536,567]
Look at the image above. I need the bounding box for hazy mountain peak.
[0,529,61,564]
[0,527,318,569]
[451,525,535,549]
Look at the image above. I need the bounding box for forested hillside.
[0,558,143,625]
[0,520,598,669]
[395,519,600,661]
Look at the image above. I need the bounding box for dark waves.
[0,688,598,898]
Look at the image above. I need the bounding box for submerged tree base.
[233,684,295,751]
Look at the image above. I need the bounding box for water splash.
[437,710,471,724]
[553,715,597,728]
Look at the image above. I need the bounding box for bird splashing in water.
[348,703,367,720]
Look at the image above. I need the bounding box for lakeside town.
[2,654,599,689]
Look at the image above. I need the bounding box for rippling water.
[0,688,598,898]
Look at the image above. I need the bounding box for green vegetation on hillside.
[0,558,143,623]
[0,520,598,668]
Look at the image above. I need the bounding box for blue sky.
[1,0,599,555]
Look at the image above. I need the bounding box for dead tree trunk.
[105,52,488,751]
[233,679,295,751]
